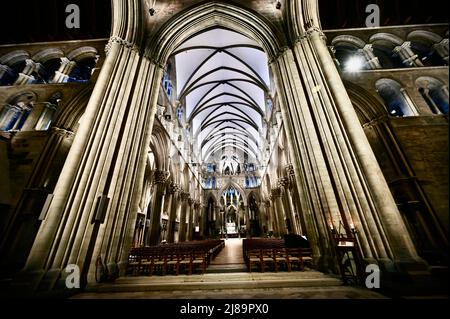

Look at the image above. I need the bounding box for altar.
[226,222,238,235]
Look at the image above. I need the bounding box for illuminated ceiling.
[173,28,270,163]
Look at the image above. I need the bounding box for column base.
[376,257,448,297]
[7,269,46,297]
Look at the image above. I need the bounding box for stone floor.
[72,239,388,299]
[207,238,247,273]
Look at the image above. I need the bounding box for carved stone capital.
[285,164,295,178]
[181,192,190,201]
[153,170,169,185]
[50,127,75,138]
[277,177,290,188]
[167,182,181,195]
[270,187,282,199]
[105,36,140,56]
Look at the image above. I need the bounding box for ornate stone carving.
[167,182,181,195]
[181,192,190,201]
[270,187,282,199]
[277,177,289,188]
[153,170,169,185]
[105,36,140,56]
[285,164,295,179]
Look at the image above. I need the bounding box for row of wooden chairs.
[127,240,224,276]
[243,239,313,272]
[247,248,313,272]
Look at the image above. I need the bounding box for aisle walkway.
[208,238,246,273]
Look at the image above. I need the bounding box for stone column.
[279,177,298,235]
[187,198,195,241]
[260,200,270,235]
[194,201,201,238]
[167,183,180,243]
[14,59,38,85]
[285,164,303,235]
[244,205,251,238]
[199,204,206,237]
[21,102,47,131]
[393,42,424,67]
[18,33,165,291]
[51,58,77,83]
[0,64,12,84]
[433,38,449,65]
[308,27,422,266]
[178,191,190,242]
[0,104,22,131]
[214,205,221,235]
[264,201,274,234]
[360,44,382,69]
[148,170,169,246]
[271,188,286,237]
[178,192,190,242]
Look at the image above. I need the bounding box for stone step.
[87,271,344,293]
[206,264,247,273]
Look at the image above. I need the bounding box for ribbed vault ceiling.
[173,28,270,163]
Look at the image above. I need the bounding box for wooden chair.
[192,251,207,274]
[127,251,141,276]
[247,249,262,273]
[300,248,313,270]
[274,248,291,272]
[152,252,166,275]
[177,252,192,275]
[287,248,302,271]
[261,249,275,272]
[165,251,179,275]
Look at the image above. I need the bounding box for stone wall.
[390,116,449,232]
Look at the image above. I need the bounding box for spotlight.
[345,56,365,72]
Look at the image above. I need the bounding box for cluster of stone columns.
[270,0,424,272]
[16,30,164,291]
[262,166,303,238]
[138,174,201,246]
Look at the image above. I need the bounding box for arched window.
[376,79,418,117]
[177,107,183,121]
[68,57,97,83]
[0,102,32,131]
[416,77,449,115]
[38,58,62,84]
[34,93,61,131]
